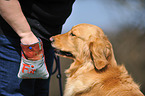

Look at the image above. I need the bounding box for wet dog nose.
[50,37,55,42]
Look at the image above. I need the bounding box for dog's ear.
[89,40,111,70]
[104,42,112,61]
[104,41,117,66]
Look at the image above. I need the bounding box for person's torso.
[0,0,75,40]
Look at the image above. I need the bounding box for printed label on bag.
[22,64,36,74]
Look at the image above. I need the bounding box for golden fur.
[50,23,144,96]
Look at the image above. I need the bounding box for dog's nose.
[50,37,55,42]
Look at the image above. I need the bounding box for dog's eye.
[70,33,76,36]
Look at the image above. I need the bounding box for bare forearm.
[0,0,38,44]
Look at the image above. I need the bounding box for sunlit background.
[50,0,145,95]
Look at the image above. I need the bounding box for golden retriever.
[50,23,144,96]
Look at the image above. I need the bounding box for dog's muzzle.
[50,37,74,58]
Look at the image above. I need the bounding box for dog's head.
[50,23,117,70]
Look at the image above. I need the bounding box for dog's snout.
[50,37,55,42]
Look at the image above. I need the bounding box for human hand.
[21,38,44,61]
[19,31,43,60]
[20,32,39,45]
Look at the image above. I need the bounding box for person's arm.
[0,0,38,44]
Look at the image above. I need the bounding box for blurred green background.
[50,0,145,95]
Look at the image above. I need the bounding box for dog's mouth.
[54,49,74,58]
